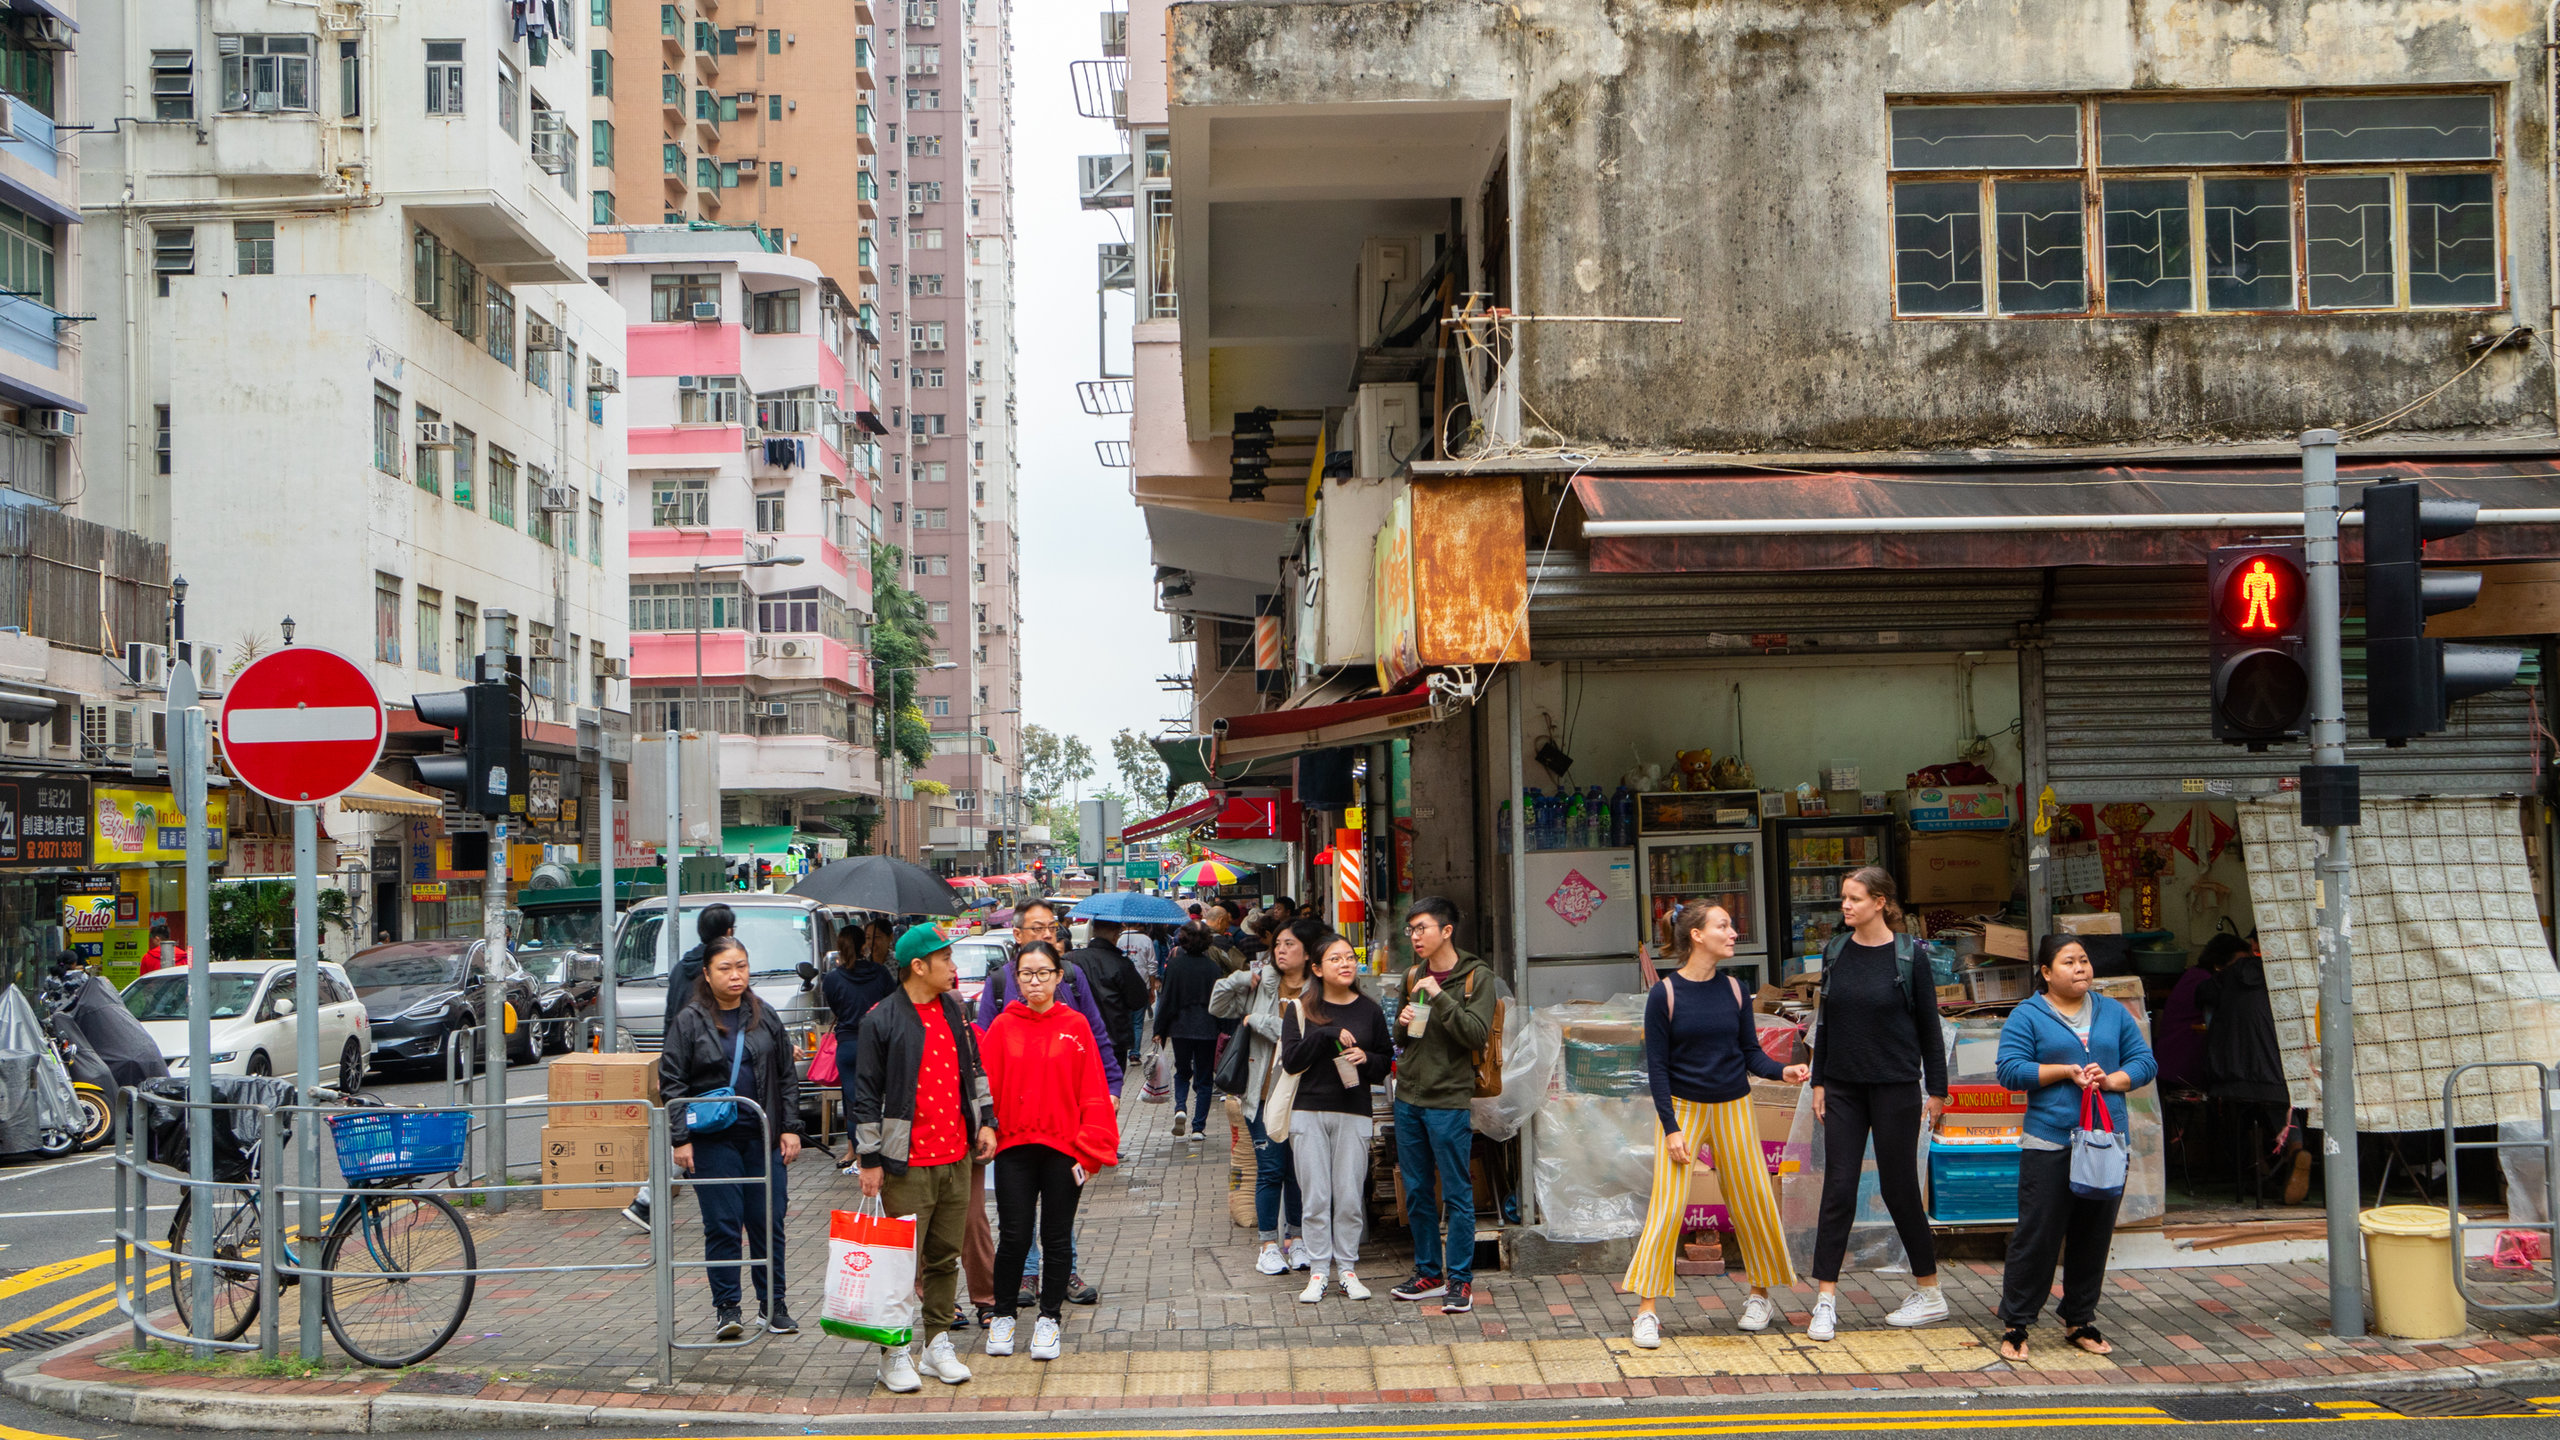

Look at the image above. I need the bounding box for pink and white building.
[590,225,885,833]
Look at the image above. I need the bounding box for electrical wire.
[2337,326,2528,440]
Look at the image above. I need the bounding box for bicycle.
[161,1086,480,1368]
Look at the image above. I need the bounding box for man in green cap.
[853,921,996,1392]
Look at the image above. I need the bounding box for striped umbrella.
[1172,858,1243,886]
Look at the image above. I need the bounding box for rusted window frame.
[1886,89,2506,320]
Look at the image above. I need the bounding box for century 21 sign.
[0,775,90,866]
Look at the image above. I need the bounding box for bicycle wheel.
[320,1191,476,1367]
[166,1191,264,1342]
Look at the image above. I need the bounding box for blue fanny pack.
[684,1019,748,1135]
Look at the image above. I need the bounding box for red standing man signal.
[2237,558,2280,631]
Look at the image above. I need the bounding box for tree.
[868,541,937,771]
[1112,729,1203,810]
[1020,724,1095,809]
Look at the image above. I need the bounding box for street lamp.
[874,659,957,859]
[280,615,296,647]
[971,707,1020,872]
[171,575,188,645]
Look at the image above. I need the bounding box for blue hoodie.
[1996,991,2158,1146]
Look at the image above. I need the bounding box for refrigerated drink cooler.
[1634,790,1768,989]
[1768,817,1895,981]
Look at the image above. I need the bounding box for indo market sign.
[93,786,229,865]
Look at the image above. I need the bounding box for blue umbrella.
[1070,892,1190,924]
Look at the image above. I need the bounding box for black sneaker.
[1066,1273,1098,1306]
[1389,1273,1447,1302]
[1441,1282,1474,1314]
[762,1306,799,1335]
[714,1306,745,1340]
[949,1303,973,1331]
[619,1202,650,1232]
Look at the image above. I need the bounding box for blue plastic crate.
[329,1109,470,1181]
[1929,1139,2020,1223]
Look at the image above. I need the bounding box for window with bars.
[629,580,743,631]
[1888,92,2502,318]
[452,600,477,676]
[530,469,557,545]
[489,449,518,527]
[484,280,515,365]
[235,221,273,275]
[414,405,441,495]
[679,376,742,424]
[451,426,476,510]
[220,35,312,113]
[374,574,402,663]
[416,588,442,673]
[425,41,463,113]
[650,475,709,527]
[754,493,785,532]
[154,406,171,475]
[589,498,605,564]
[372,383,401,474]
[633,685,748,735]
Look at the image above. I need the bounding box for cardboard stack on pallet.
[541,1054,658,1210]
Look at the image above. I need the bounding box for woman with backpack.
[1623,903,1808,1347]
[1993,934,2156,1362]
[1806,865,1948,1339]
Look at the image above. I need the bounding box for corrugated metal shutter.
[1529,563,2043,659]
[2041,569,2540,803]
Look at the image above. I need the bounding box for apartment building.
[0,4,79,503]
[78,0,632,940]
[591,224,882,835]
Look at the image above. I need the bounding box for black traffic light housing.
[2360,481,2525,745]
[412,682,524,816]
[2208,543,2312,748]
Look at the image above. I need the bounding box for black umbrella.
[790,855,964,915]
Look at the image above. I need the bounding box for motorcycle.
[38,973,116,1151]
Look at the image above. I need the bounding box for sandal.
[2065,1323,2112,1355]
[1998,1326,2030,1362]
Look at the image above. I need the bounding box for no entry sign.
[218,647,387,804]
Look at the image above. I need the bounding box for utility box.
[1355,383,1422,479]
[627,730,721,848]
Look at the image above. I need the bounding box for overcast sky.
[1009,3,1175,780]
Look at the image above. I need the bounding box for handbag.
[808,1031,839,1088]
[819,1195,919,1347]
[2069,1083,2129,1200]
[1212,980,1261,1097]
[1140,1044,1172,1104]
[1262,999,1305,1142]
[683,1016,749,1135]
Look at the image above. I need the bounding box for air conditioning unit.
[587,360,622,393]
[907,200,925,216]
[82,701,141,759]
[1354,381,1422,479]
[757,701,789,718]
[592,656,626,679]
[677,374,702,391]
[743,425,763,445]
[744,538,774,563]
[530,637,557,659]
[0,96,18,142]
[529,111,571,174]
[179,640,223,694]
[416,420,456,449]
[734,88,758,101]
[124,642,168,689]
[778,640,806,659]
[28,410,73,439]
[1100,9,1128,55]
[524,316,563,351]
[689,301,720,321]
[24,17,71,49]
[906,3,935,26]
[537,485,576,511]
[749,637,771,658]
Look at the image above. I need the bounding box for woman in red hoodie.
[980,941,1119,1361]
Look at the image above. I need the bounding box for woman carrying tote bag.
[1209,918,1328,1274]
[1279,930,1391,1303]
[1992,934,2157,1363]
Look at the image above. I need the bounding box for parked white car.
[122,960,373,1089]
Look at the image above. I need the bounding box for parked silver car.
[607,895,848,1105]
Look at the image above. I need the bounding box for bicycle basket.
[329,1108,470,1181]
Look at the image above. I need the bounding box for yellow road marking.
[0,1248,113,1303]
[608,1409,2178,1440]
[3,1267,174,1333]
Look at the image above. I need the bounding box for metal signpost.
[218,643,388,1355]
[163,662,216,1351]
[478,611,513,1213]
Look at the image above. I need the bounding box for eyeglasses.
[1018,922,1058,934]
[1017,968,1060,981]
[1405,922,1439,936]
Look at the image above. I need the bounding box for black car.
[345,940,543,1070]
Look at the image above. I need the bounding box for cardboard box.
[1900,784,2012,832]
[547,1100,650,1127]
[547,1053,660,1104]
[539,1125,650,1209]
[1979,922,2030,961]
[1904,831,2013,904]
[2054,911,2125,935]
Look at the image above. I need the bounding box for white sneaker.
[918,1332,973,1384]
[1885,1287,1950,1328]
[1736,1293,1777,1332]
[1340,1271,1371,1301]
[983,1316,1015,1355]
[1632,1311,1661,1349]
[878,1345,922,1393]
[1298,1269,1328,1304]
[1283,1237,1310,1271]
[1029,1315,1062,1361]
[1807,1294,1838,1342]
[1256,1241,1287,1275]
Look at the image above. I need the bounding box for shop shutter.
[2039,569,2539,803]
[1528,563,2043,660]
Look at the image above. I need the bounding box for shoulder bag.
[1211,978,1259,1097]
[682,1016,749,1135]
[2069,1082,2129,1200]
[1263,998,1305,1142]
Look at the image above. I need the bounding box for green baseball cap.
[893,923,952,970]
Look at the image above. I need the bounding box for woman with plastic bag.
[660,936,805,1340]
[1992,934,2156,1363]
[1622,903,1808,1347]
[979,942,1119,1360]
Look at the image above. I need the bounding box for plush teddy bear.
[1675,748,1716,791]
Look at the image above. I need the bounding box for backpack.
[1818,931,1925,1004]
[1406,962,1503,1098]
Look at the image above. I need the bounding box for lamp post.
[171,574,187,645]
[874,660,957,858]
[970,707,1020,873]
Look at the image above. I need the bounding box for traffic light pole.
[481,609,512,1215]
[2300,428,2365,1340]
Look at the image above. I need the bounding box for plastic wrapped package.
[1778,1078,1918,1275]
[0,984,78,1154]
[1473,999,1558,1143]
[1530,1090,1659,1241]
[1549,995,1649,1098]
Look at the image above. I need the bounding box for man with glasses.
[1387,897,1499,1314]
[972,898,1118,1306]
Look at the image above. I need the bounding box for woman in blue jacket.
[1994,934,2157,1363]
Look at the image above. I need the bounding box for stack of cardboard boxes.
[541,1054,658,1210]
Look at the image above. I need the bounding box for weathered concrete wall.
[1171,0,2556,450]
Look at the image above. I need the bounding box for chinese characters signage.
[0,774,90,867]
[92,786,229,865]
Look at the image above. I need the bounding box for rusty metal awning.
[1212,692,1438,766]
[1573,457,2560,572]
[1122,795,1220,844]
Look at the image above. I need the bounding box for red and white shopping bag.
[819,1197,917,1347]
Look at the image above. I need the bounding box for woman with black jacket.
[660,937,806,1339]
[1153,922,1224,1142]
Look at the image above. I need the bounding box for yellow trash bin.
[2359,1205,2467,1339]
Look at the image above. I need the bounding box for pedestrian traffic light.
[2208,543,2312,747]
[2361,480,2525,744]
[411,682,522,816]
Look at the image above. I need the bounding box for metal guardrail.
[2442,1060,2558,1315]
[114,1086,778,1383]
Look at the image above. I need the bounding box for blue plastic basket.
[329,1109,470,1181]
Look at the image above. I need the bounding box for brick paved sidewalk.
[19,1084,2560,1421]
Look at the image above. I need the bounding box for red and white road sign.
[218,647,386,804]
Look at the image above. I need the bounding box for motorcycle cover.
[0,985,79,1154]
[64,973,168,1090]
[48,1008,115,1091]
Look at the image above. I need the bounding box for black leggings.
[1811,1080,1938,1283]
[1999,1146,2121,1328]
[993,1143,1084,1320]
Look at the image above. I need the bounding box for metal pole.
[886,677,900,859]
[255,1104,280,1359]
[1504,668,1532,1226]
[665,728,683,983]
[598,737,617,1052]
[649,1101,675,1386]
[2302,427,2365,1340]
[174,665,215,1351]
[691,570,705,744]
[482,609,512,1215]
[292,803,322,1357]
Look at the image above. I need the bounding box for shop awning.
[720,825,798,856]
[1122,795,1218,843]
[337,771,442,817]
[1212,691,1440,766]
[1206,839,1290,867]
[1573,457,2560,573]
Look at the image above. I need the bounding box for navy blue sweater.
[1645,971,1785,1135]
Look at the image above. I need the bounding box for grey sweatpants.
[1288,1109,1375,1275]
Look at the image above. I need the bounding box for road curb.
[14,1339,2560,1431]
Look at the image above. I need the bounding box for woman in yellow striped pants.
[1622,904,1808,1347]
